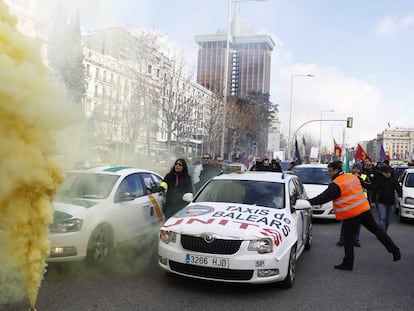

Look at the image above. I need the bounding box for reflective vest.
[333,173,370,220]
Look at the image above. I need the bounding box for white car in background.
[290,164,335,219]
[158,171,312,288]
[397,168,414,222]
[48,166,164,263]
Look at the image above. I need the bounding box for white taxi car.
[397,168,414,222]
[158,171,312,288]
[290,164,335,219]
[48,166,164,263]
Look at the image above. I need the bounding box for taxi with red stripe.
[158,171,312,288]
[48,166,164,263]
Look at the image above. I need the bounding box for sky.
[38,0,414,149]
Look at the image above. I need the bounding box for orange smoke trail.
[0,1,68,307]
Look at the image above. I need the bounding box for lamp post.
[319,109,334,163]
[220,0,268,159]
[287,74,314,160]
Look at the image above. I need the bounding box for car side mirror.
[182,193,193,202]
[294,199,312,210]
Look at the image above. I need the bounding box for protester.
[195,153,221,191]
[337,162,371,247]
[159,159,193,219]
[372,165,402,232]
[308,161,401,271]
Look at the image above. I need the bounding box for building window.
[103,71,107,81]
[148,64,152,74]
[95,68,99,79]
[86,64,90,76]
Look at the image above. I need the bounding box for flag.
[343,148,351,173]
[380,144,389,162]
[333,139,342,157]
[355,144,371,161]
[295,138,303,164]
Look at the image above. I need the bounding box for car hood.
[161,202,297,259]
[52,197,99,222]
[303,184,328,197]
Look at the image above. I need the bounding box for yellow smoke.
[0,1,70,307]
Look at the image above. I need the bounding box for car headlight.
[49,218,83,233]
[160,230,177,244]
[248,238,273,254]
[404,197,414,205]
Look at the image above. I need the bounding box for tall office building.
[195,9,275,97]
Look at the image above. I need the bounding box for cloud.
[373,12,414,39]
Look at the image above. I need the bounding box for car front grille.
[169,261,253,281]
[181,235,242,255]
[312,210,325,215]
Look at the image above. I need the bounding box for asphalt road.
[2,213,414,311]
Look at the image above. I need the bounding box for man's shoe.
[336,241,344,246]
[334,263,353,271]
[353,241,361,247]
[393,250,401,262]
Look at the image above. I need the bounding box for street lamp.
[220,0,268,159]
[319,109,334,163]
[287,74,314,160]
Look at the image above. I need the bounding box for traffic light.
[346,117,353,128]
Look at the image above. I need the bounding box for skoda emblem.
[204,233,215,244]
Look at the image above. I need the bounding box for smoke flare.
[0,1,68,307]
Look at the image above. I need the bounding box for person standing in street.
[308,161,401,271]
[372,165,402,232]
[336,162,371,247]
[159,159,193,220]
[195,154,221,191]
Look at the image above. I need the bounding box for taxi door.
[114,173,154,240]
[139,172,165,226]
[288,179,308,252]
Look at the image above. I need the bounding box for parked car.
[290,164,335,219]
[48,166,164,263]
[158,171,312,288]
[396,168,414,222]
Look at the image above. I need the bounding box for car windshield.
[57,172,120,199]
[405,173,414,188]
[194,179,285,209]
[291,167,331,185]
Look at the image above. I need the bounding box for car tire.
[304,223,312,251]
[85,224,114,265]
[280,245,296,289]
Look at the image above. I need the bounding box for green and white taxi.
[48,166,164,263]
[158,171,312,288]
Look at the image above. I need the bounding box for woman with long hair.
[159,159,193,219]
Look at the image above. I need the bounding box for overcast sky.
[38,0,414,148]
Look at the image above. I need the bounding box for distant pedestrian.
[159,159,193,219]
[308,161,401,271]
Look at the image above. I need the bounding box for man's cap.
[352,162,362,171]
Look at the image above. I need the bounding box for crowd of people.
[308,160,401,271]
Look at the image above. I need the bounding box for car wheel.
[280,245,296,289]
[304,223,312,251]
[86,224,114,265]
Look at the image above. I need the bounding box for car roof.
[211,171,295,183]
[67,166,159,176]
[404,168,414,174]
[292,163,328,169]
